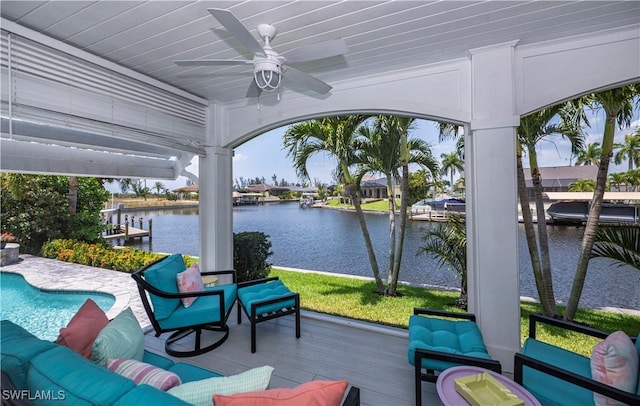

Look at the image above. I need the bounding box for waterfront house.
[1,1,638,382]
[522,166,598,200]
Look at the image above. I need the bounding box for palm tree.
[568,179,595,192]
[419,214,467,308]
[440,152,464,193]
[153,181,165,198]
[591,226,640,270]
[625,169,640,191]
[354,116,438,294]
[565,84,639,321]
[575,142,601,166]
[284,115,387,294]
[516,104,585,317]
[608,172,626,191]
[613,127,640,170]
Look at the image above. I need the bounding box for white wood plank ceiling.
[3,1,639,104]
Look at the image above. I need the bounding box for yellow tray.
[454,372,524,406]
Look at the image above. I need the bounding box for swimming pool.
[0,272,115,341]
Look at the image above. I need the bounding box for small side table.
[436,366,541,406]
[202,275,218,287]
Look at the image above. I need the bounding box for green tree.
[568,179,596,192]
[516,104,585,318]
[565,84,639,321]
[284,115,387,294]
[440,151,464,193]
[407,170,431,205]
[624,168,640,191]
[575,142,602,166]
[590,226,640,270]
[1,174,109,253]
[419,214,468,308]
[608,172,626,191]
[613,127,640,170]
[354,116,438,294]
[153,181,166,198]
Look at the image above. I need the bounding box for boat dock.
[101,209,152,242]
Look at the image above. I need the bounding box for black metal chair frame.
[514,314,640,405]
[237,276,300,353]
[412,308,502,406]
[132,257,237,357]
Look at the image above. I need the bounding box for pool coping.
[1,255,151,330]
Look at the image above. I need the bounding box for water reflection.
[122,203,640,310]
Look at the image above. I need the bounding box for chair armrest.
[528,314,608,340]
[238,276,280,289]
[341,386,360,406]
[415,348,502,374]
[514,353,640,404]
[413,308,476,322]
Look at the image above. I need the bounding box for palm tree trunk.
[565,115,616,320]
[68,176,79,215]
[529,149,557,314]
[386,177,396,290]
[389,164,410,296]
[346,182,385,294]
[517,150,555,316]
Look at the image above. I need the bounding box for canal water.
[123,202,640,311]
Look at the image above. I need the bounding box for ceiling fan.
[175,9,348,98]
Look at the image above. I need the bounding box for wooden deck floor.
[143,309,441,406]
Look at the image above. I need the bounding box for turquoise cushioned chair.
[408,308,501,406]
[514,314,640,406]
[132,254,237,357]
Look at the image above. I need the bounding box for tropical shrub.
[233,231,273,282]
[41,239,199,273]
[1,174,109,253]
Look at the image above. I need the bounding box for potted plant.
[1,233,16,249]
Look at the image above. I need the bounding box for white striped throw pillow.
[107,358,181,391]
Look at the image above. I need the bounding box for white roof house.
[1,1,638,372]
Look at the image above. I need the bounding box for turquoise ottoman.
[237,277,300,353]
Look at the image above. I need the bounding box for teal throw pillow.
[92,307,144,366]
[167,365,274,406]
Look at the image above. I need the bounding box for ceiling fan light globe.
[255,70,280,91]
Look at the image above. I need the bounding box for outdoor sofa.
[1,319,360,406]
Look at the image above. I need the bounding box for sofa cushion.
[113,384,192,406]
[168,362,224,383]
[142,350,175,370]
[0,321,57,390]
[28,346,135,405]
[407,314,492,372]
[521,338,593,406]
[55,298,109,359]
[176,263,205,308]
[167,365,274,406]
[144,254,185,320]
[92,307,144,366]
[108,358,181,391]
[591,331,639,406]
[213,380,348,406]
[158,283,237,330]
[636,333,640,396]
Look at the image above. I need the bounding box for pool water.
[0,272,115,341]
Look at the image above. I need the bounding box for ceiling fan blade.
[208,8,265,56]
[246,80,262,98]
[282,39,348,64]
[175,59,252,66]
[283,67,332,94]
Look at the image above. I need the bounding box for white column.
[199,104,234,273]
[466,41,521,372]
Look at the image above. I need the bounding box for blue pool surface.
[0,272,115,341]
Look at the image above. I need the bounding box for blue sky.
[142,109,639,192]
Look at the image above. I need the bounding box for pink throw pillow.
[213,380,348,406]
[55,299,109,359]
[176,263,204,308]
[591,331,639,406]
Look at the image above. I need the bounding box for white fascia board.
[1,139,177,179]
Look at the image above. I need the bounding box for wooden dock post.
[148,219,152,241]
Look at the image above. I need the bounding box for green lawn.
[325,198,399,211]
[270,268,640,357]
